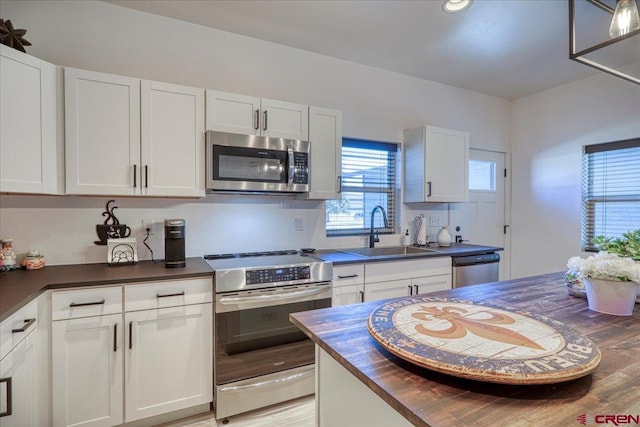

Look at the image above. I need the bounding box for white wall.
[510,63,640,278]
[0,0,509,265]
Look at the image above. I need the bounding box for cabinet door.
[364,279,411,302]
[141,80,205,197]
[412,274,452,295]
[52,314,123,427]
[306,106,342,199]
[424,126,469,202]
[332,283,364,306]
[65,68,140,195]
[205,90,260,136]
[260,98,308,140]
[0,45,59,194]
[0,332,37,427]
[124,304,212,422]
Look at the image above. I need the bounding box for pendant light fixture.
[569,0,640,86]
[609,0,640,38]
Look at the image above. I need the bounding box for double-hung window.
[326,138,398,236]
[582,138,640,251]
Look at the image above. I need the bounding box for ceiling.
[104,0,637,100]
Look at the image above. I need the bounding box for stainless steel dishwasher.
[452,252,500,288]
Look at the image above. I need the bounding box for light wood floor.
[167,396,315,427]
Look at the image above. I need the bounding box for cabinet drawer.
[1,299,38,361]
[332,264,365,287]
[52,286,122,321]
[124,277,212,312]
[365,257,451,283]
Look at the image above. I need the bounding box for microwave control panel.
[293,152,309,184]
[246,266,311,285]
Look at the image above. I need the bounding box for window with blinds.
[326,138,398,236]
[582,138,640,251]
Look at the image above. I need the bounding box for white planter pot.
[583,277,640,316]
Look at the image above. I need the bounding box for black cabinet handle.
[157,292,185,299]
[0,377,12,417]
[337,176,342,193]
[133,164,137,188]
[254,109,260,130]
[337,274,359,279]
[414,285,419,295]
[113,324,117,353]
[144,165,148,188]
[11,318,36,333]
[129,321,133,350]
[427,181,432,197]
[408,285,413,296]
[70,300,105,308]
[359,291,364,303]
[263,110,268,131]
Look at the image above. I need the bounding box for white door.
[65,68,140,195]
[0,46,58,194]
[260,99,309,140]
[412,275,452,295]
[124,304,212,422]
[450,149,510,279]
[141,80,205,197]
[307,106,342,200]
[364,280,411,302]
[52,314,123,427]
[332,284,364,306]
[205,90,260,136]
[0,332,37,427]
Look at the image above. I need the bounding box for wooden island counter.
[290,272,640,427]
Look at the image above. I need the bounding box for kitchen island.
[290,272,640,427]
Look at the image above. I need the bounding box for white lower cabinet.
[0,325,38,426]
[331,264,365,307]
[364,279,412,302]
[124,303,212,422]
[52,313,123,427]
[51,278,213,426]
[412,274,452,295]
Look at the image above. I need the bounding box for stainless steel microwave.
[205,131,310,193]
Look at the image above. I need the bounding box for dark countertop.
[311,243,502,264]
[0,257,213,322]
[290,272,640,427]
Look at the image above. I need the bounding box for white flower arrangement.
[567,252,640,283]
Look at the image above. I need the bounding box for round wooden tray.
[368,296,601,384]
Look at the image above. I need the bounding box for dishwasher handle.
[452,253,500,267]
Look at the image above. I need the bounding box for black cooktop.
[204,249,298,260]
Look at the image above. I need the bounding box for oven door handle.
[218,368,314,392]
[218,286,330,304]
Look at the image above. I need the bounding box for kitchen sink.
[340,246,439,258]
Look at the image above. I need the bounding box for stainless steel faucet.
[369,205,389,248]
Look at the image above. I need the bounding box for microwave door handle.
[287,146,295,189]
[219,286,329,304]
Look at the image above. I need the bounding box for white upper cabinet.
[0,45,61,194]
[140,80,205,197]
[65,68,205,197]
[305,106,342,200]
[403,125,469,203]
[206,90,308,140]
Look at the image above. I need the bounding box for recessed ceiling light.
[442,0,472,13]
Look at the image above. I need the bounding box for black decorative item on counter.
[95,200,131,245]
[0,19,31,53]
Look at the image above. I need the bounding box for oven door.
[214,282,331,385]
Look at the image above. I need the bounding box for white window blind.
[582,138,640,251]
[326,138,397,236]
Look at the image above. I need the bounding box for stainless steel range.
[204,250,332,421]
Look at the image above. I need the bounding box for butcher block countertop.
[0,257,213,322]
[290,272,640,427]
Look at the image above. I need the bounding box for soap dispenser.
[437,226,451,247]
[402,229,409,246]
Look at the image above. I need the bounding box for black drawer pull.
[337,274,359,279]
[11,318,36,333]
[157,292,185,299]
[69,300,105,308]
[0,377,12,417]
